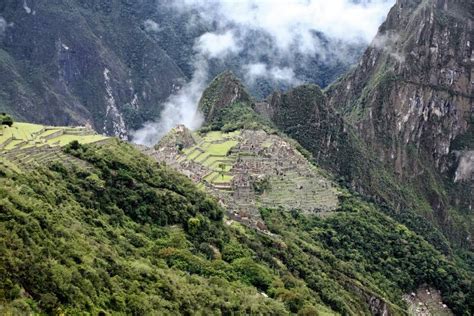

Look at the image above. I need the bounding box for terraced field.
[151,127,340,222]
[179,130,240,188]
[0,122,109,172]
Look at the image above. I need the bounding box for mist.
[131,57,207,146]
[132,0,395,146]
[0,17,6,37]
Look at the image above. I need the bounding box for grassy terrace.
[0,122,109,171]
[180,130,241,185]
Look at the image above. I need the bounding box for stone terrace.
[149,126,340,230]
[0,122,110,172]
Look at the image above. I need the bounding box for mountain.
[0,1,362,138]
[146,73,473,314]
[1,0,473,314]
[0,1,189,138]
[256,0,473,250]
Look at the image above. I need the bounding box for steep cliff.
[327,0,473,245]
[328,0,472,176]
[156,72,473,314]
[0,1,363,139]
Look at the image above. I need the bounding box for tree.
[218,163,226,179]
[0,113,13,126]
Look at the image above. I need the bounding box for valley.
[0,0,472,315]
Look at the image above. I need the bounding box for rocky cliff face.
[328,0,472,176]
[261,85,355,176]
[327,0,473,245]
[0,1,363,139]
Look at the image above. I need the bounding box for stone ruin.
[147,126,340,233]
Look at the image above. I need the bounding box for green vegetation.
[180,130,239,186]
[217,102,275,132]
[0,113,13,127]
[0,122,109,173]
[269,83,474,251]
[0,141,283,314]
[1,140,472,314]
[260,199,474,315]
[0,122,108,152]
[202,101,276,133]
[197,71,275,133]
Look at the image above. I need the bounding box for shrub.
[0,113,13,126]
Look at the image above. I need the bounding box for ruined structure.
[147,125,340,230]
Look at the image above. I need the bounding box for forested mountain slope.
[0,0,472,314]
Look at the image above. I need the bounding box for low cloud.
[132,0,395,145]
[195,31,240,59]
[0,17,6,36]
[132,30,241,146]
[168,0,394,89]
[371,32,405,63]
[244,63,301,85]
[23,0,32,14]
[132,56,207,146]
[170,0,394,53]
[144,19,161,32]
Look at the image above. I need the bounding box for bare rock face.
[454,150,474,182]
[260,84,355,177]
[259,0,473,248]
[0,1,187,138]
[328,0,473,177]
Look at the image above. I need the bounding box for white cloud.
[144,19,161,32]
[371,32,405,63]
[0,17,6,36]
[269,67,299,83]
[245,63,267,79]
[170,0,395,54]
[195,31,240,59]
[244,63,301,85]
[23,0,32,14]
[132,57,206,146]
[132,30,242,145]
[132,0,395,145]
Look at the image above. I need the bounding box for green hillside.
[0,125,472,314]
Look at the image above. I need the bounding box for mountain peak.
[198,71,253,125]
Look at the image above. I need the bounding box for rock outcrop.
[327,0,473,246]
[0,1,188,137]
[328,0,473,177]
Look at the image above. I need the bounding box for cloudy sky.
[132,0,395,145]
